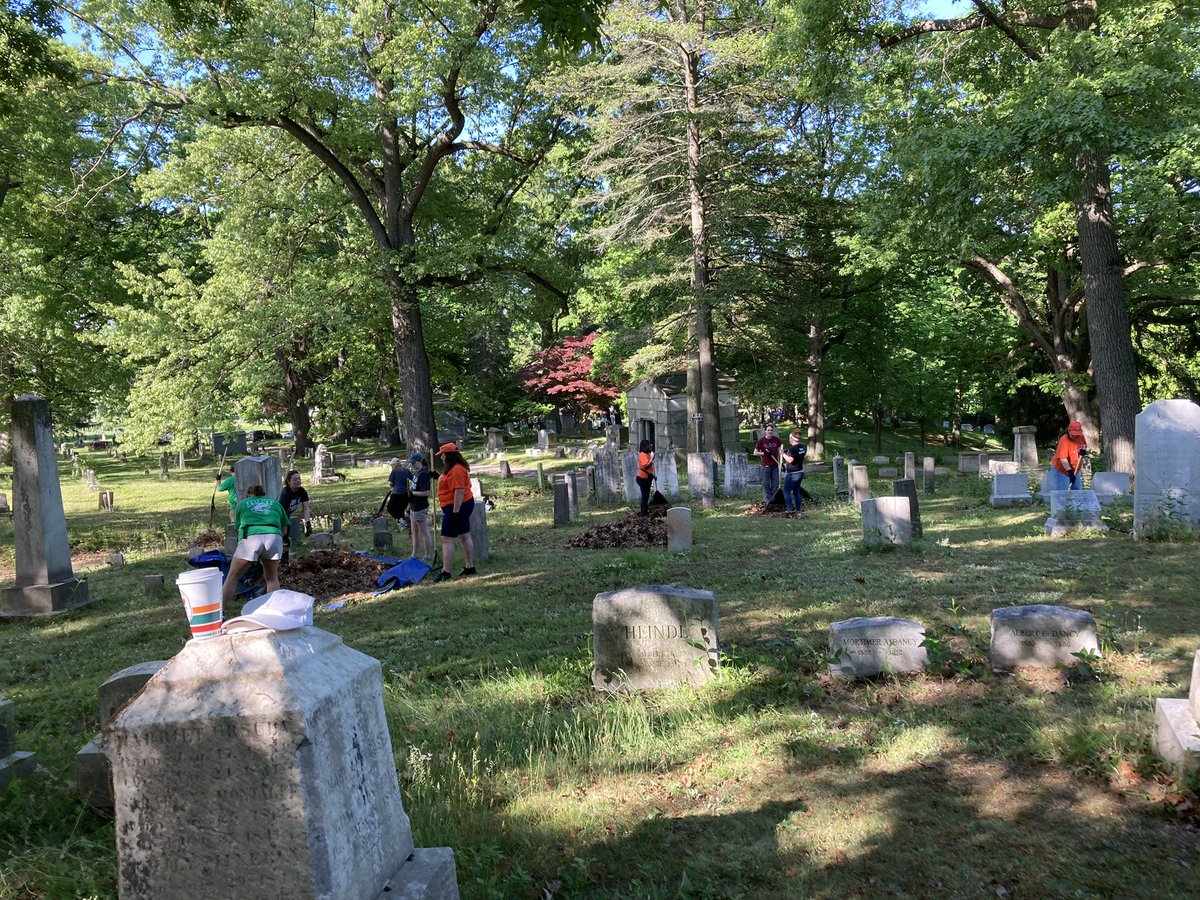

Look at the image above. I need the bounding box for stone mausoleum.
[625,372,740,452]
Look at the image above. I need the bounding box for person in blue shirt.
[386,457,411,527]
[781,431,807,512]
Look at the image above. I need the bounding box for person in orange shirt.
[433,442,476,583]
[1050,421,1089,491]
[636,439,655,516]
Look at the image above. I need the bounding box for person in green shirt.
[217,467,238,523]
[223,484,289,606]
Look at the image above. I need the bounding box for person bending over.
[433,443,476,583]
[1050,421,1089,492]
[224,484,288,606]
[386,457,411,527]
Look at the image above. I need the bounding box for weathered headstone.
[723,451,748,498]
[312,443,338,484]
[687,452,715,509]
[468,502,489,562]
[233,455,284,504]
[1013,425,1038,471]
[499,460,513,479]
[879,466,899,478]
[990,473,1032,508]
[289,516,304,551]
[536,429,551,451]
[158,454,170,480]
[311,532,334,551]
[666,507,692,552]
[0,695,37,791]
[861,496,913,547]
[871,455,890,465]
[605,425,621,447]
[566,470,580,520]
[959,453,981,474]
[331,516,342,535]
[892,478,922,539]
[922,457,935,495]
[485,428,505,452]
[849,465,870,509]
[832,455,848,500]
[592,585,718,691]
[142,574,165,594]
[657,450,680,501]
[985,459,1018,479]
[621,451,640,503]
[1134,398,1200,539]
[828,617,929,678]
[536,462,546,491]
[0,492,8,514]
[903,452,915,482]
[553,481,570,526]
[1091,471,1130,506]
[99,490,114,511]
[1154,649,1200,773]
[592,448,621,504]
[1045,490,1105,536]
[103,629,459,899]
[989,605,1099,669]
[106,552,124,567]
[1,396,93,617]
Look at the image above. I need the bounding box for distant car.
[90,440,109,450]
[283,430,294,439]
[248,430,282,441]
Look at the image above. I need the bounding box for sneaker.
[434,570,452,583]
[459,567,477,576]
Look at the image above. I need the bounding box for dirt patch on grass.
[568,509,668,549]
[743,497,805,519]
[280,551,388,602]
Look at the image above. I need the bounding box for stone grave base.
[374,847,459,900]
[990,496,1033,508]
[1,578,93,617]
[1154,698,1200,773]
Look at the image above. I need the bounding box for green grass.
[2,440,1199,899]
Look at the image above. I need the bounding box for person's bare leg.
[261,558,280,593]
[422,522,433,559]
[411,523,419,559]
[223,557,251,606]
[459,533,475,569]
[441,536,455,573]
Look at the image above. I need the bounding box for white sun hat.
[224,590,315,633]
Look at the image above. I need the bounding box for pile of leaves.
[567,508,667,549]
[280,551,388,601]
[194,529,224,548]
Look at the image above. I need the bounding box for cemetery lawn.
[3,447,1200,898]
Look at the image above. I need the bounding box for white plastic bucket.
[176,567,224,639]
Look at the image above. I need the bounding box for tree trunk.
[686,362,701,454]
[873,402,883,452]
[383,386,401,447]
[805,315,826,461]
[1074,149,1139,472]
[388,272,438,460]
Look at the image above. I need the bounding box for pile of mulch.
[194,529,224,548]
[280,551,388,601]
[567,507,668,549]
[743,498,804,519]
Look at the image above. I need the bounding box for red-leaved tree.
[518,333,622,418]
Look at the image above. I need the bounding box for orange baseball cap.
[1067,421,1084,437]
[436,442,458,455]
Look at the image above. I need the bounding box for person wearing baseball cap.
[385,456,411,528]
[407,451,433,561]
[1051,420,1089,491]
[433,442,476,582]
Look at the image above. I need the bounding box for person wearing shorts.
[224,484,289,606]
[434,442,476,583]
[407,451,433,561]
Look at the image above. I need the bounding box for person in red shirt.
[753,424,783,503]
[636,439,655,516]
[433,442,476,583]
[1051,421,1089,491]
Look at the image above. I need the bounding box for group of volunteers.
[216,441,480,603]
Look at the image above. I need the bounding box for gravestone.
[827,617,929,678]
[605,425,621,447]
[311,533,334,551]
[933,466,950,476]
[592,585,718,691]
[621,451,640,503]
[0,695,37,791]
[103,629,459,899]
[553,481,570,526]
[586,465,597,500]
[1091,471,1130,506]
[485,428,504,452]
[536,462,546,491]
[331,516,342,534]
[233,455,283,504]
[1045,490,1105,536]
[832,455,848,500]
[106,552,124,567]
[879,467,899,478]
[554,447,565,459]
[976,453,989,475]
[871,455,890,465]
[566,470,580,519]
[142,574,164,594]
[892,478,922,539]
[989,605,1099,669]
[1154,649,1200,773]
[469,502,489,562]
[312,443,338,484]
[99,490,114,511]
[666,507,692,552]
[959,453,981,474]
[922,457,935,495]
[1036,468,1056,501]
[849,465,870,509]
[860,496,913,547]
[1134,398,1200,539]
[289,516,304,551]
[1,396,93,617]
[990,473,1032,508]
[1013,425,1038,471]
[592,449,620,504]
[903,452,915,482]
[158,454,170,480]
[536,429,551,451]
[687,452,715,509]
[657,450,681,501]
[723,452,748,498]
[986,459,1018,479]
[0,492,7,514]
[499,460,513,479]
